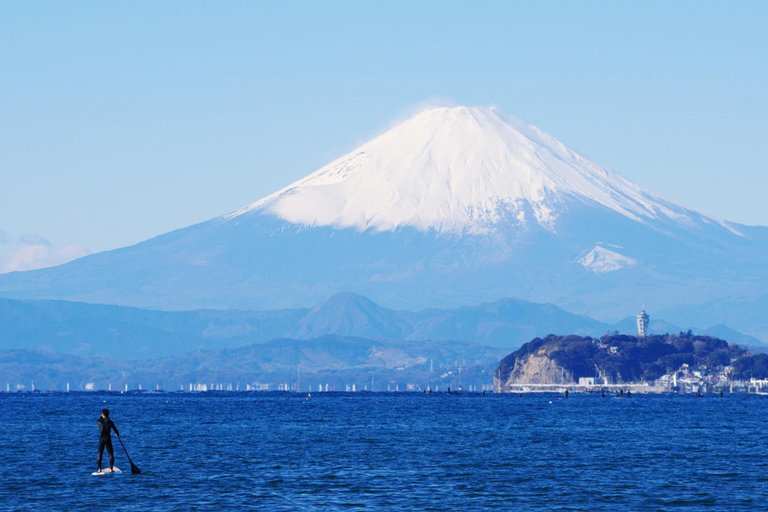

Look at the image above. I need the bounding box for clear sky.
[1,1,766,271]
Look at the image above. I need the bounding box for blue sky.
[1,1,766,266]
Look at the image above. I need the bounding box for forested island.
[495,332,768,392]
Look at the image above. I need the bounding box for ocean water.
[1,392,767,511]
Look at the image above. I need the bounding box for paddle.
[117,435,142,474]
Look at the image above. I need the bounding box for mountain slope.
[291,292,412,340]
[0,297,306,359]
[403,298,606,347]
[657,293,768,343]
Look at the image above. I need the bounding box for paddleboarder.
[97,409,120,473]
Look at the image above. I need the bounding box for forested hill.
[496,332,768,385]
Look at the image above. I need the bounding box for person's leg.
[97,440,106,471]
[106,440,115,470]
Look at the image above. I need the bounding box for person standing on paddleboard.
[97,409,120,473]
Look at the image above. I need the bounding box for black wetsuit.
[97,417,120,470]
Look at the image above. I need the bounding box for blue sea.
[1,392,767,510]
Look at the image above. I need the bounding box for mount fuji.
[1,106,766,331]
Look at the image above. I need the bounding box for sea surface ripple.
[1,392,767,510]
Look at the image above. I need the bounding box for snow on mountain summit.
[231,106,726,235]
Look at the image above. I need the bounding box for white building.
[637,309,649,337]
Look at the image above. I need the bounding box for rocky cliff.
[494,344,575,391]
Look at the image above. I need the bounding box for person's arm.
[112,421,120,437]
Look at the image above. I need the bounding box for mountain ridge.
[1,292,762,361]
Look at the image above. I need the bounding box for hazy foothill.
[1,292,765,392]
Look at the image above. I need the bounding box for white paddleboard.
[92,467,122,476]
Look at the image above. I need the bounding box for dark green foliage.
[642,363,666,381]
[706,350,731,368]
[499,332,767,383]
[657,353,695,370]
[732,353,768,380]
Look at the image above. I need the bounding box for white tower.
[637,309,649,337]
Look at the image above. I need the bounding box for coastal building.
[637,309,650,337]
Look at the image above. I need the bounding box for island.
[494,332,768,393]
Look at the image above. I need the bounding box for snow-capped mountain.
[233,106,738,236]
[0,106,765,333]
